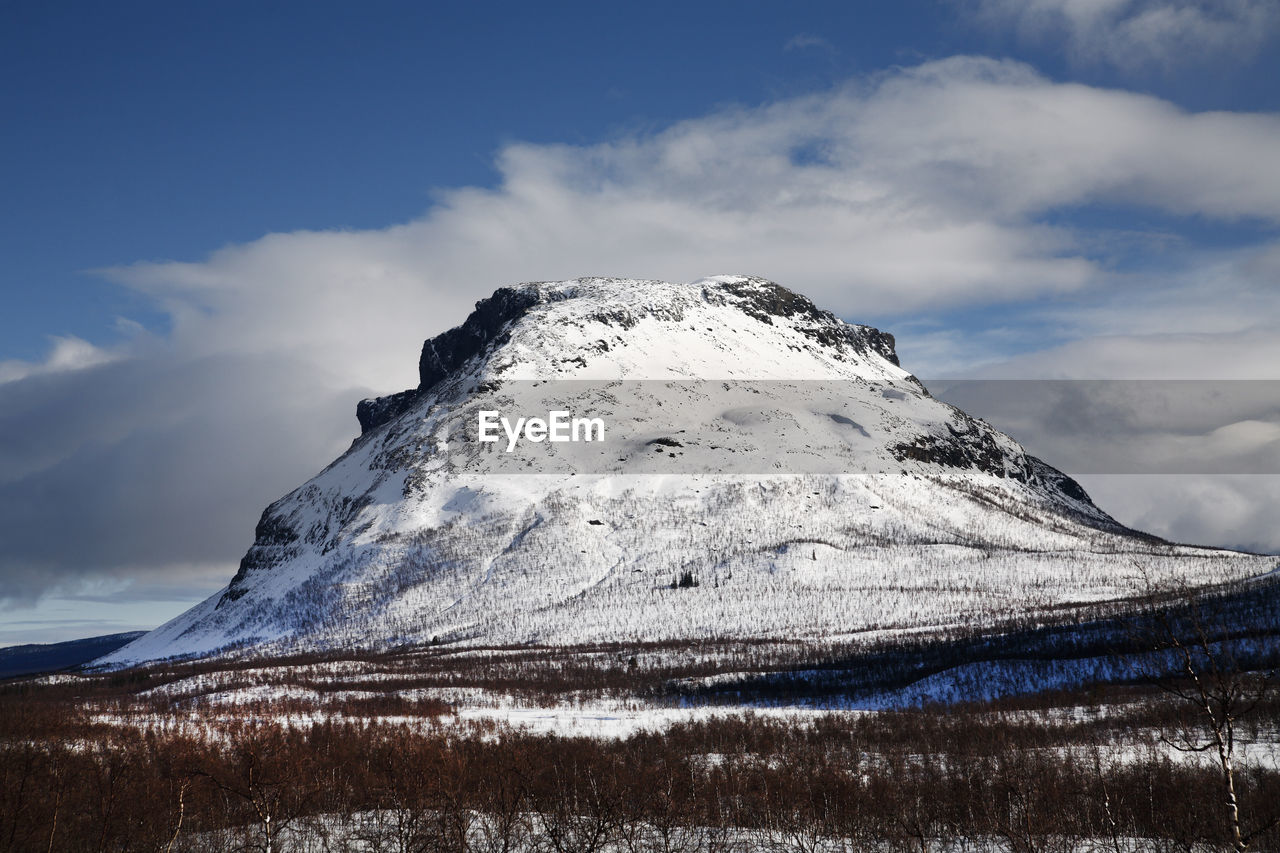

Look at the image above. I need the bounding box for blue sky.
[6,0,1277,361]
[3,0,947,360]
[3,0,1280,644]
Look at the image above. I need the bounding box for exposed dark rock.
[828,413,870,436]
[715,278,828,326]
[891,414,1031,482]
[1027,457,1094,506]
[358,286,551,435]
[218,505,300,606]
[418,287,550,391]
[356,389,421,434]
[584,308,643,329]
[713,278,902,367]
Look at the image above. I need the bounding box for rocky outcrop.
[713,277,901,366]
[219,503,301,605]
[357,277,906,435]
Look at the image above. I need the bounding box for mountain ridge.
[358,276,903,435]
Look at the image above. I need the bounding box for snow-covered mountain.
[100,276,1275,666]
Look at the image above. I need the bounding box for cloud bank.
[4,57,1280,626]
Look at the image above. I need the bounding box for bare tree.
[199,727,317,853]
[1129,578,1280,852]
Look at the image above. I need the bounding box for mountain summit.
[100,276,1273,666]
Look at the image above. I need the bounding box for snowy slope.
[99,276,1276,666]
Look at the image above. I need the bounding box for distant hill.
[0,632,147,679]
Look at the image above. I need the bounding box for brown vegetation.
[3,675,1280,852]
[4,577,1279,851]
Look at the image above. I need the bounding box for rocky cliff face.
[99,276,1275,667]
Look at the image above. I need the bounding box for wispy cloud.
[784,33,834,52]
[0,335,119,384]
[962,0,1280,71]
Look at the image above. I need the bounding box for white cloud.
[857,59,1280,222]
[943,238,1280,379]
[964,0,1280,70]
[4,56,1280,623]
[0,335,119,384]
[1081,475,1280,552]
